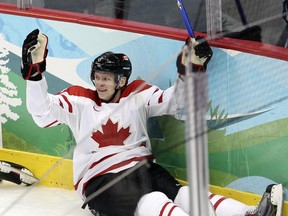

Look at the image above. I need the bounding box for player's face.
[94,72,117,101]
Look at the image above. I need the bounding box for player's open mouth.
[98,89,107,92]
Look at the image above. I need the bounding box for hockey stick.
[235,0,248,25]
[283,0,288,24]
[177,0,195,38]
[283,0,288,47]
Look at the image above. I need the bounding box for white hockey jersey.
[26,76,185,198]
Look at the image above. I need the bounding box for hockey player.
[21,29,284,216]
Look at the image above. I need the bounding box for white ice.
[0,181,91,216]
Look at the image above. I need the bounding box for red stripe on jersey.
[44,120,59,128]
[77,155,155,192]
[89,142,148,169]
[119,80,153,100]
[59,98,64,108]
[158,92,164,103]
[74,179,81,191]
[91,155,154,177]
[59,80,151,105]
[148,89,160,106]
[60,85,102,106]
[89,153,117,169]
[160,202,171,216]
[61,94,73,113]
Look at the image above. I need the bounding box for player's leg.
[174,186,216,215]
[132,162,189,215]
[209,192,256,216]
[174,184,284,216]
[135,191,189,216]
[175,185,254,215]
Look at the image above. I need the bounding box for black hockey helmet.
[90,51,132,85]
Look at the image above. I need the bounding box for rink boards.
[1,148,287,214]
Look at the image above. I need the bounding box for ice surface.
[0,181,91,216]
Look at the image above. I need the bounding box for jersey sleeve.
[146,76,185,117]
[26,77,77,128]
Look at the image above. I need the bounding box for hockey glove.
[177,36,213,74]
[21,29,48,81]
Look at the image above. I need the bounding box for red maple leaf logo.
[91,119,131,148]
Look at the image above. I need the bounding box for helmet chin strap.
[101,88,119,103]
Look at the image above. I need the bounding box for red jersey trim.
[148,88,160,106]
[119,80,153,100]
[58,80,152,106]
[158,92,164,104]
[60,86,102,106]
[89,153,118,170]
[60,94,73,113]
[75,154,155,192]
[44,120,59,128]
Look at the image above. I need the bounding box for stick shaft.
[235,0,248,25]
[177,0,195,38]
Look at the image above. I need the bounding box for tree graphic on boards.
[0,33,22,125]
